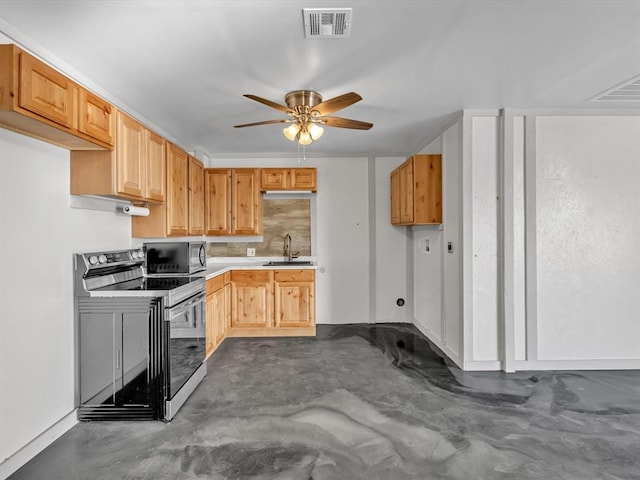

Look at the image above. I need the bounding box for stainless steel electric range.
[73,248,206,421]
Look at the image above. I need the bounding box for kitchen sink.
[263,260,313,266]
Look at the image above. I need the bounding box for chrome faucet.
[283,234,299,263]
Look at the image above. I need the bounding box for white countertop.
[204,256,317,279]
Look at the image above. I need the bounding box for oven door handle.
[166,292,205,321]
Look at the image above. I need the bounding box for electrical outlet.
[247,248,256,257]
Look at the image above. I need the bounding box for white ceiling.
[1,0,639,158]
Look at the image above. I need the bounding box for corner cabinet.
[228,269,315,337]
[390,154,442,225]
[260,168,317,191]
[0,43,113,150]
[70,111,165,203]
[205,168,262,236]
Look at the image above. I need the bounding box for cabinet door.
[18,51,75,128]
[146,130,166,203]
[399,160,414,224]
[205,169,232,235]
[260,168,288,190]
[232,169,261,235]
[78,89,114,145]
[214,287,226,345]
[290,168,317,191]
[166,143,189,236]
[231,271,272,328]
[116,112,146,199]
[188,156,205,235]
[274,270,315,328]
[223,281,231,335]
[390,169,401,224]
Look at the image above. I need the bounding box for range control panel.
[80,248,145,269]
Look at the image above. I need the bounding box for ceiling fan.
[234,90,373,145]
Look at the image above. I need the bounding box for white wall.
[208,156,371,325]
[469,116,499,364]
[374,156,410,323]
[412,136,444,343]
[411,122,463,368]
[0,129,132,475]
[531,116,640,365]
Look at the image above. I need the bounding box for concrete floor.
[9,324,640,479]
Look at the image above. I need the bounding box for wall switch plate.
[247,248,256,257]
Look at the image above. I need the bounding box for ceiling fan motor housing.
[285,90,323,112]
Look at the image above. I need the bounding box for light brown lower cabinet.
[205,268,316,357]
[205,271,230,358]
[228,269,316,337]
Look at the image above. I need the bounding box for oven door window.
[166,293,205,399]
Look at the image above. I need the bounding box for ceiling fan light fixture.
[298,127,313,146]
[283,123,300,141]
[308,123,324,140]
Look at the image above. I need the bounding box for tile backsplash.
[206,199,311,257]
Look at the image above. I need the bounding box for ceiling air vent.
[303,8,352,38]
[590,74,640,103]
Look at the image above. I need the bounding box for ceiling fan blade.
[243,94,291,113]
[312,92,362,116]
[321,116,373,130]
[234,119,289,128]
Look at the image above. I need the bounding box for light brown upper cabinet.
[78,89,114,146]
[205,168,262,236]
[260,168,317,191]
[390,168,401,224]
[71,111,165,203]
[188,155,205,235]
[205,169,232,235]
[115,112,146,199]
[0,43,112,150]
[165,143,189,236]
[145,130,166,203]
[132,145,205,237]
[390,154,442,225]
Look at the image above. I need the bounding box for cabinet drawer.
[274,269,315,282]
[206,274,224,294]
[231,270,272,283]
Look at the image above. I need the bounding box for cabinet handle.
[116,349,121,370]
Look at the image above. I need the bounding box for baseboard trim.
[463,360,501,371]
[513,358,640,371]
[0,410,77,479]
[412,319,463,369]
